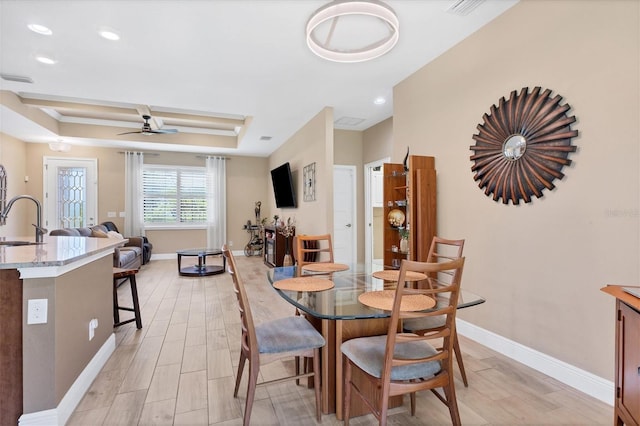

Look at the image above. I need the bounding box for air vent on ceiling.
[446,0,485,16]
[260,136,272,141]
[1,73,34,83]
[335,116,366,126]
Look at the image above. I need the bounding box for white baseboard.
[19,334,116,426]
[456,319,614,406]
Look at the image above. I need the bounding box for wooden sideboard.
[601,285,640,426]
[263,225,295,267]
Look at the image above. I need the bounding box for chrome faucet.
[0,195,47,243]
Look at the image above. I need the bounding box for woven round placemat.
[301,263,349,273]
[358,290,435,312]
[273,277,335,292]
[372,270,427,282]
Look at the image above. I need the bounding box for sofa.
[49,223,144,270]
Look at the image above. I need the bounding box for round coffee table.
[176,248,226,276]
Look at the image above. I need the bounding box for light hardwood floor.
[69,257,613,425]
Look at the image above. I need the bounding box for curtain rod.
[117,151,160,156]
[196,156,231,160]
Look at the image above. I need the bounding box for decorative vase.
[282,237,293,266]
[399,237,409,253]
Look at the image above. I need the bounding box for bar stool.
[113,267,142,329]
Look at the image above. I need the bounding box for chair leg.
[443,379,461,426]
[243,362,259,426]
[343,359,352,426]
[234,351,247,398]
[313,348,322,422]
[128,274,142,329]
[112,278,120,324]
[410,392,416,416]
[453,333,468,387]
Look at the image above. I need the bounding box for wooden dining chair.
[403,237,469,386]
[221,245,325,425]
[341,257,465,426]
[294,233,334,270]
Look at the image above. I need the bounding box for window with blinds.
[143,165,207,225]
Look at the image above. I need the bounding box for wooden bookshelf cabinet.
[263,225,295,267]
[382,155,436,269]
[601,285,640,426]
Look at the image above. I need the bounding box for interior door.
[43,157,98,230]
[333,165,356,264]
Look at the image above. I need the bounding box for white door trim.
[43,156,98,229]
[364,157,389,269]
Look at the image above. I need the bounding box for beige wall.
[268,107,334,235]
[393,0,639,380]
[334,129,364,262]
[362,117,393,165]
[0,134,28,237]
[22,254,113,412]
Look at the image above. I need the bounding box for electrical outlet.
[229,241,233,247]
[27,299,48,324]
[107,211,116,218]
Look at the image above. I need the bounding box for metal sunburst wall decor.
[469,86,578,205]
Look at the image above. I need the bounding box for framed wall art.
[469,86,578,205]
[303,162,316,202]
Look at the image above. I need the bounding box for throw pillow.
[91,229,109,238]
[107,231,124,239]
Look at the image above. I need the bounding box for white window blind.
[143,165,207,225]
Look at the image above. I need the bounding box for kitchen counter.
[0,235,125,426]
[0,235,125,270]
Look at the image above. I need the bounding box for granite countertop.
[0,235,125,269]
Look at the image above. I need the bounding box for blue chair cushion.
[403,315,445,332]
[341,335,441,381]
[256,316,325,354]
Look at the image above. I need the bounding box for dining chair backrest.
[222,245,258,368]
[295,233,334,267]
[222,245,324,425]
[405,236,468,387]
[341,257,466,425]
[383,257,465,384]
[424,237,465,289]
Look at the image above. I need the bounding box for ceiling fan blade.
[117,131,142,135]
[152,129,178,134]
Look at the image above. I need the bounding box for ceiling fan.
[118,114,178,135]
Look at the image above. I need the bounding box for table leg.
[177,253,182,271]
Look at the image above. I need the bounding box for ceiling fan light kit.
[118,114,178,136]
[49,140,71,152]
[306,0,399,63]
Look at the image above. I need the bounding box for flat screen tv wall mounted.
[270,162,297,208]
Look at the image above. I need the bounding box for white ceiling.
[0,0,518,157]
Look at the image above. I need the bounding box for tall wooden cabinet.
[382,155,436,269]
[263,225,295,267]
[601,285,640,426]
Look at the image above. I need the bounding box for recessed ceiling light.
[35,55,57,65]
[374,97,386,105]
[99,29,120,41]
[27,24,52,35]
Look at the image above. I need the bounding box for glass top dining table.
[266,264,485,320]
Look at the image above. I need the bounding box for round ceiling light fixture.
[306,0,399,63]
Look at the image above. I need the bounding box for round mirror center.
[502,134,527,160]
